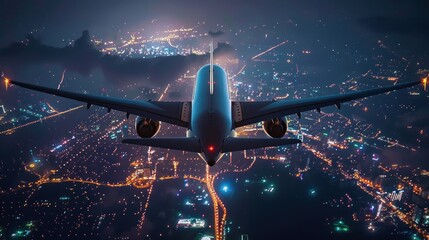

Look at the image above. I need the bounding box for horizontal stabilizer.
[221,137,301,153]
[122,138,201,152]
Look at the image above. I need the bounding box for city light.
[177,218,206,228]
[333,220,349,232]
[412,233,422,240]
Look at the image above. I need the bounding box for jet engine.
[135,116,160,138]
[263,117,287,138]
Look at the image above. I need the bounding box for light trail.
[251,40,288,60]
[207,153,257,240]
[36,178,131,187]
[7,165,153,195]
[57,68,67,89]
[158,83,171,101]
[378,40,409,64]
[138,184,155,232]
[167,37,178,48]
[229,64,247,79]
[206,167,222,240]
[183,74,196,79]
[0,105,84,135]
[45,102,58,113]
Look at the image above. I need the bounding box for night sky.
[1,0,429,46]
[1,0,429,239]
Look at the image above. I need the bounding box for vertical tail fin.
[210,41,214,95]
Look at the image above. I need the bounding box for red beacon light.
[208,146,215,152]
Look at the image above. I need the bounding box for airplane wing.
[232,80,421,128]
[7,80,191,128]
[122,138,201,152]
[221,137,301,152]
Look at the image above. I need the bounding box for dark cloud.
[399,108,429,132]
[100,53,206,86]
[208,30,224,38]
[213,42,234,55]
[0,30,101,75]
[381,146,429,169]
[359,16,429,36]
[0,31,235,86]
[100,41,234,86]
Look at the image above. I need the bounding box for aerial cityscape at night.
[0,1,429,239]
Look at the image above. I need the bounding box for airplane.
[3,43,424,166]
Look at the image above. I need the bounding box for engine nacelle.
[135,116,160,138]
[263,117,287,138]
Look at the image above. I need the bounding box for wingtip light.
[4,77,10,91]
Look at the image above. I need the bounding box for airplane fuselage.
[191,64,231,166]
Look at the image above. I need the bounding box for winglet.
[2,72,10,91]
[4,77,9,91]
[209,41,214,95]
[423,76,427,92]
[221,137,301,153]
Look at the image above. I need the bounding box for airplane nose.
[205,152,218,166]
[207,159,216,166]
[203,150,221,166]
